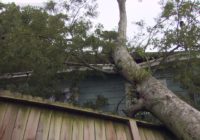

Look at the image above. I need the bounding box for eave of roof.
[1,52,199,79]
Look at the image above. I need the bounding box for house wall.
[0,70,190,115]
[154,70,189,98]
[72,70,190,115]
[78,74,126,114]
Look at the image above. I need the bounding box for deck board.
[60,113,73,140]
[94,119,106,140]
[0,104,18,140]
[0,103,8,129]
[72,115,84,140]
[129,119,141,140]
[23,107,41,140]
[105,121,117,140]
[48,111,63,140]
[36,109,52,140]
[0,91,178,140]
[12,107,30,140]
[83,117,95,140]
[123,123,132,140]
[143,128,155,140]
[138,127,150,140]
[115,123,128,140]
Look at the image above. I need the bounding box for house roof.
[0,52,199,80]
[0,90,177,140]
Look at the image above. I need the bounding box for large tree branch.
[114,1,200,140]
[71,61,116,74]
[117,0,127,42]
[114,0,148,84]
[123,98,145,117]
[70,52,116,74]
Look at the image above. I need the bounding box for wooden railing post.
[129,119,141,140]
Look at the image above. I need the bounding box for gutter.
[0,54,199,80]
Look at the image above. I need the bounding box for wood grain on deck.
[0,91,177,140]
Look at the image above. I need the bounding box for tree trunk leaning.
[113,0,200,140]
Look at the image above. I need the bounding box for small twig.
[71,52,116,74]
[115,95,126,113]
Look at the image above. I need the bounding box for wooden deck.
[0,90,177,140]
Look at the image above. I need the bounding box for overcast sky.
[1,0,162,39]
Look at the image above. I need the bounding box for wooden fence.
[0,90,177,140]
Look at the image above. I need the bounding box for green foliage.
[157,54,200,109]
[0,1,94,96]
[0,0,199,110]
[95,95,109,108]
[160,0,199,51]
[131,0,199,53]
[45,0,56,12]
[83,95,109,110]
[0,4,66,72]
[135,47,145,58]
[162,1,175,18]
[0,1,118,98]
[173,59,200,102]
[0,3,69,97]
[129,0,200,107]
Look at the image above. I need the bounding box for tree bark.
[113,0,200,140]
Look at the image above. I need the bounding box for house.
[0,65,194,116]
[0,52,198,115]
[59,69,191,116]
[0,90,177,140]
[0,53,196,140]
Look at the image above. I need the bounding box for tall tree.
[1,1,200,139]
[0,1,100,97]
[113,0,200,140]
[129,0,200,108]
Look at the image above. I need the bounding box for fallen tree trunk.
[137,76,200,140]
[113,0,200,140]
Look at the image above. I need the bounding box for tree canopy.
[1,1,200,139]
[0,1,116,97]
[0,0,199,104]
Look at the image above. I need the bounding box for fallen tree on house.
[113,0,200,140]
[0,1,200,139]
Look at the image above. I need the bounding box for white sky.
[1,0,162,39]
